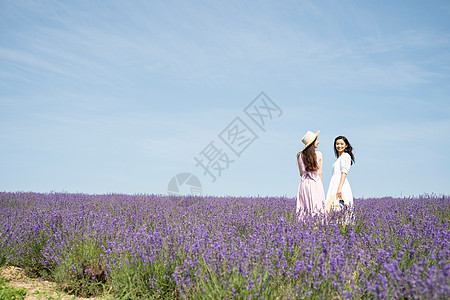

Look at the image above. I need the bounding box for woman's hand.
[336,190,343,200]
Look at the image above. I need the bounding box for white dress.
[326,152,353,206]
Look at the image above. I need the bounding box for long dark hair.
[334,136,355,165]
[300,137,318,172]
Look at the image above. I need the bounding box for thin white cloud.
[2,1,447,91]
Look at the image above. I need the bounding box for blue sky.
[1,0,449,198]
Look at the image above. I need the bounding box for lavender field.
[0,192,449,299]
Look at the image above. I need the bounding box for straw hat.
[301,130,320,150]
[326,194,349,214]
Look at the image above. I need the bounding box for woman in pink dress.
[296,130,326,218]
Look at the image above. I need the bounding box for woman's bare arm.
[297,152,303,176]
[318,152,323,180]
[336,172,347,199]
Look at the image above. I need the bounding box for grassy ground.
[0,266,109,300]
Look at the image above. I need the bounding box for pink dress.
[297,152,326,216]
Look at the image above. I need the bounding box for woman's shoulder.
[315,151,322,158]
[341,152,350,158]
[340,152,351,162]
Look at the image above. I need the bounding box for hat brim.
[302,130,320,151]
[326,194,348,214]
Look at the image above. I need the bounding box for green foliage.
[51,239,108,298]
[108,251,179,299]
[0,278,27,300]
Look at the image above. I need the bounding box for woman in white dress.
[326,136,355,207]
